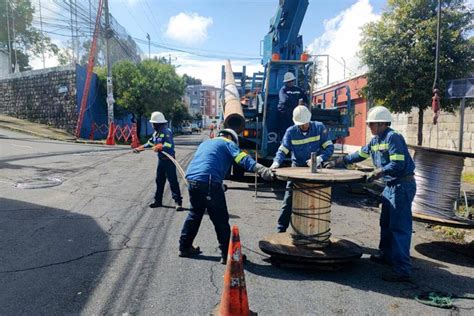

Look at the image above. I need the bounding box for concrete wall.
[0,50,10,78]
[390,106,474,173]
[0,66,78,133]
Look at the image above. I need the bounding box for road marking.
[11,144,33,149]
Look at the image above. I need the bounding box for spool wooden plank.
[275,167,365,183]
[291,183,331,246]
[259,233,362,263]
[413,212,474,228]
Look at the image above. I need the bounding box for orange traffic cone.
[131,123,140,148]
[213,225,255,316]
[105,122,115,145]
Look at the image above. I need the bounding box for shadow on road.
[244,247,474,299]
[0,197,109,314]
[415,241,474,268]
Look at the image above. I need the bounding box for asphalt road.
[1,128,473,315]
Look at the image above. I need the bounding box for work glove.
[270,161,280,169]
[324,156,345,169]
[133,145,145,153]
[366,168,384,183]
[306,156,323,168]
[253,163,275,181]
[153,143,163,152]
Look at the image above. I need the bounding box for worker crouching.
[178,128,274,264]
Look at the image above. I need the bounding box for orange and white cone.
[213,225,255,316]
[105,122,115,145]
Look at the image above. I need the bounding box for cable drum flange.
[16,177,63,189]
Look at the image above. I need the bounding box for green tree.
[0,0,59,71]
[182,74,202,86]
[359,0,474,145]
[108,59,186,134]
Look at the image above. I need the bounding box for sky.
[28,0,415,87]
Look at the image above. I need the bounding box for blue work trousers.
[380,180,416,276]
[179,181,230,258]
[155,159,182,204]
[277,181,294,232]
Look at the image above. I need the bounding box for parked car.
[191,123,201,133]
[181,124,192,135]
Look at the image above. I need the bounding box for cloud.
[153,52,262,88]
[307,0,380,86]
[165,13,213,45]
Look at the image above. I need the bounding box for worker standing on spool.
[270,105,334,233]
[326,106,416,282]
[134,111,183,211]
[178,128,274,264]
[278,72,308,140]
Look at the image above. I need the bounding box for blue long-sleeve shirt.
[278,85,308,114]
[143,127,175,159]
[186,137,257,184]
[344,128,415,183]
[274,121,334,167]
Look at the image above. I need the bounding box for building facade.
[184,85,221,127]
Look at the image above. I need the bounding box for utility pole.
[39,0,45,68]
[341,57,346,79]
[10,0,19,72]
[146,33,150,59]
[5,0,12,73]
[69,0,75,63]
[312,54,329,86]
[104,0,115,125]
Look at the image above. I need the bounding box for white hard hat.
[218,128,239,146]
[149,111,167,123]
[283,72,296,83]
[292,105,312,125]
[366,106,392,123]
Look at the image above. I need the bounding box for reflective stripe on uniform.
[371,143,389,151]
[291,135,320,145]
[159,133,165,137]
[358,150,369,158]
[322,140,332,149]
[278,145,289,154]
[234,152,248,163]
[390,154,405,161]
[146,141,154,146]
[164,142,172,148]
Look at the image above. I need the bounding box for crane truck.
[222,0,354,173]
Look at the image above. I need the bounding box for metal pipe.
[223,60,245,133]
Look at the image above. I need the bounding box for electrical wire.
[412,148,473,225]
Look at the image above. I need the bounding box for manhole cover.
[16,177,63,189]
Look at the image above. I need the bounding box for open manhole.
[16,177,63,189]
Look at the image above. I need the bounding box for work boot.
[175,202,184,212]
[179,246,201,258]
[370,253,391,266]
[149,201,162,208]
[382,272,411,283]
[220,256,227,265]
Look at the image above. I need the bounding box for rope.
[415,292,474,309]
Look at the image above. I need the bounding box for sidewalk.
[0,114,104,144]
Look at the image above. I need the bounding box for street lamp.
[341,57,346,79]
[146,33,150,59]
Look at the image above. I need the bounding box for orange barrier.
[130,123,140,148]
[216,225,253,316]
[105,122,115,145]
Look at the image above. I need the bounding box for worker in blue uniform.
[179,129,274,264]
[270,105,334,233]
[278,72,308,139]
[134,111,183,211]
[327,106,416,282]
